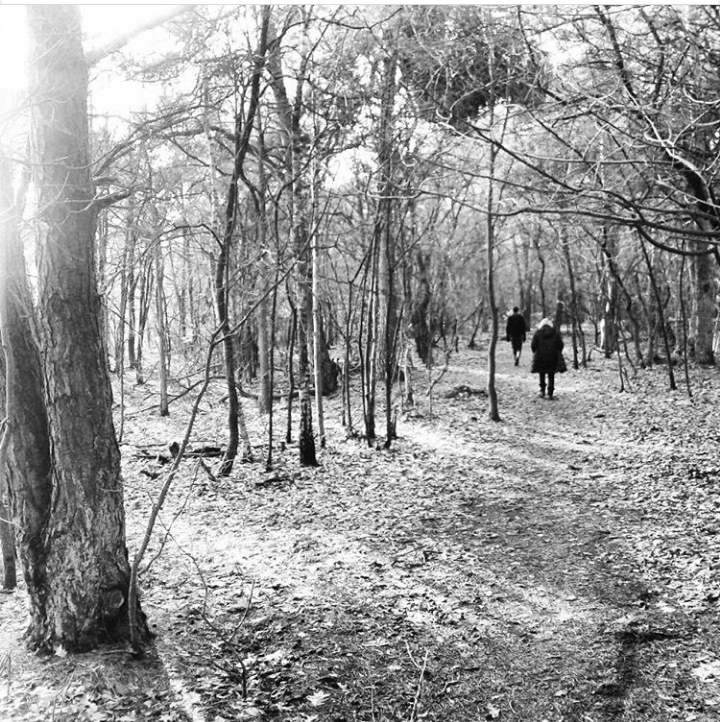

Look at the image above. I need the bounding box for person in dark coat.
[530,317,564,399]
[505,306,527,366]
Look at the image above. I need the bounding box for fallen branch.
[443,385,488,399]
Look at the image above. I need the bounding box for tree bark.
[600,225,619,358]
[0,152,51,609]
[692,241,716,365]
[0,317,17,590]
[256,133,273,416]
[114,206,137,374]
[561,230,583,369]
[486,123,501,422]
[312,230,327,448]
[154,238,170,416]
[638,231,677,390]
[267,11,317,465]
[213,8,269,473]
[26,5,149,652]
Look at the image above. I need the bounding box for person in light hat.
[530,317,565,399]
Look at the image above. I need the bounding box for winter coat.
[530,325,564,374]
[505,312,527,342]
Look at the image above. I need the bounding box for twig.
[178,542,254,700]
[128,325,224,651]
[197,458,218,483]
[0,652,10,699]
[139,464,201,576]
[408,648,429,722]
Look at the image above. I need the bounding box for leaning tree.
[0,5,149,653]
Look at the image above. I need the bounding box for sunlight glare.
[0,6,28,118]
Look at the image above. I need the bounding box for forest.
[2,4,720,721]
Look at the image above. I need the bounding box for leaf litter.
[2,346,720,720]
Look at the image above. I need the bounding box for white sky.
[0,5,180,113]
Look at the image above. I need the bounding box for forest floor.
[2,341,720,721]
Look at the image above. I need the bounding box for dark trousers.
[539,372,555,396]
[510,337,523,361]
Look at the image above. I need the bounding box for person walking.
[531,317,564,399]
[505,306,527,366]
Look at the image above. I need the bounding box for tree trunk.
[256,135,273,416]
[467,300,484,349]
[375,51,400,449]
[265,272,280,471]
[25,5,149,652]
[213,10,268,473]
[692,241,716,365]
[267,12,317,466]
[285,305,297,445]
[257,288,272,415]
[297,242,319,464]
[0,151,51,610]
[127,261,139,376]
[0,350,17,590]
[133,258,152,385]
[311,184,327,449]
[486,200,500,422]
[215,221,241,474]
[411,250,433,366]
[533,232,547,319]
[561,231,583,369]
[638,232,677,390]
[600,225,619,358]
[485,113,501,423]
[599,239,644,366]
[154,238,170,417]
[361,227,380,445]
[114,207,136,375]
[0,497,16,590]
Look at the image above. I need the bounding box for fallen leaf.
[307,690,330,707]
[692,661,720,681]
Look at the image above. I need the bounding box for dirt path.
[2,345,720,721]
[136,346,720,721]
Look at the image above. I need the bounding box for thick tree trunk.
[0,346,17,591]
[411,251,433,365]
[297,243,318,464]
[692,241,716,365]
[0,497,16,590]
[26,5,149,652]
[0,163,52,613]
